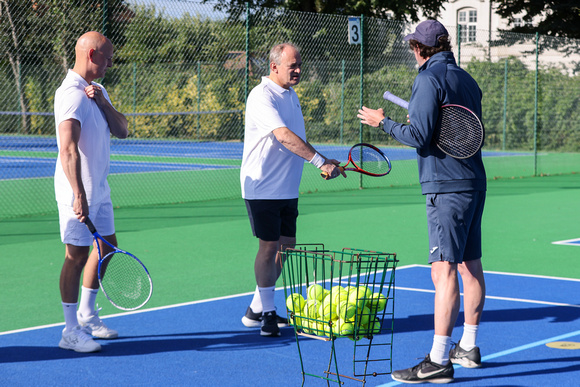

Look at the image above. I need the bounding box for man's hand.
[357,106,385,127]
[320,159,346,180]
[85,84,105,106]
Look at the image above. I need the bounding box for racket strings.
[437,106,483,158]
[350,145,390,175]
[99,252,152,310]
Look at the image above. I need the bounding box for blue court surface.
[1,135,526,180]
[1,266,579,386]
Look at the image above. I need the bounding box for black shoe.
[391,355,454,384]
[241,306,289,328]
[449,341,482,368]
[260,311,281,337]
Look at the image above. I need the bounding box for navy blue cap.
[404,20,449,47]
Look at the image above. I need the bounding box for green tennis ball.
[318,297,337,321]
[338,300,357,321]
[338,319,354,336]
[286,293,306,313]
[368,292,387,313]
[304,299,319,319]
[348,286,371,309]
[357,306,371,327]
[307,284,325,302]
[369,318,381,335]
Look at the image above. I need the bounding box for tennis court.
[1,173,579,385]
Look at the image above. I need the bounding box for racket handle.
[383,91,409,110]
[84,217,97,234]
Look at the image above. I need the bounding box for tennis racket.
[383,91,484,159]
[320,143,391,178]
[85,218,153,311]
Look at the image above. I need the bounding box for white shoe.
[59,325,101,353]
[78,308,118,339]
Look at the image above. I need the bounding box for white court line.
[376,329,580,387]
[1,264,577,336]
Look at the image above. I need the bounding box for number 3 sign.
[348,17,361,45]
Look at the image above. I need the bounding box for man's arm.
[85,85,129,139]
[58,118,89,221]
[272,127,344,178]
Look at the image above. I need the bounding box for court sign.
[348,17,361,45]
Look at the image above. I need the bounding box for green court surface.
[1,173,579,333]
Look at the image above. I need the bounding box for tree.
[204,0,447,22]
[495,1,580,40]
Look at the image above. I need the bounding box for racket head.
[436,105,484,159]
[98,250,153,311]
[347,143,392,176]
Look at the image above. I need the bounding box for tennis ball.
[338,319,354,336]
[368,292,387,313]
[357,306,372,327]
[318,296,337,321]
[286,293,306,313]
[330,286,348,305]
[369,318,381,335]
[304,299,319,319]
[348,286,372,309]
[338,300,357,322]
[307,284,325,302]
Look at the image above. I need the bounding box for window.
[458,9,477,43]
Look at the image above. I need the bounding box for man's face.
[91,41,114,79]
[271,47,302,89]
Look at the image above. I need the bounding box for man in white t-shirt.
[54,31,128,353]
[240,42,344,337]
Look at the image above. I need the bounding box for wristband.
[309,153,325,168]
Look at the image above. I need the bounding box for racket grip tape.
[84,218,97,234]
[383,91,409,110]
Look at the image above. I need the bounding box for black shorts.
[245,199,299,241]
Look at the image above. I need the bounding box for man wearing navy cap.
[358,20,487,384]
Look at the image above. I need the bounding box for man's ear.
[269,61,277,73]
[88,48,95,63]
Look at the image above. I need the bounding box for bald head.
[73,31,114,83]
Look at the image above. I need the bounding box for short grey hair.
[269,42,299,65]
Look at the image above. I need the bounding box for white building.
[415,0,579,74]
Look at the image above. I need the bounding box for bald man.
[54,31,128,353]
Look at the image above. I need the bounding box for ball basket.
[281,244,398,386]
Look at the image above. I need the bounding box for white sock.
[258,286,276,314]
[78,286,99,318]
[249,286,262,314]
[62,302,78,331]
[460,323,479,351]
[430,335,452,365]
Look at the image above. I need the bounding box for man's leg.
[430,261,461,365]
[59,244,101,352]
[456,258,485,352]
[77,235,119,339]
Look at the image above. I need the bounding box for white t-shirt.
[54,70,113,206]
[241,77,307,200]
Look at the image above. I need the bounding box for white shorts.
[58,200,115,246]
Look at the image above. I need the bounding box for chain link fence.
[1,0,579,218]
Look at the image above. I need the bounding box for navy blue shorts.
[245,199,299,241]
[426,191,486,264]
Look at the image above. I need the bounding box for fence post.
[359,15,364,189]
[102,0,109,37]
[533,32,539,176]
[244,2,251,140]
[133,62,137,132]
[457,24,461,67]
[197,61,201,139]
[502,58,507,151]
[340,59,345,145]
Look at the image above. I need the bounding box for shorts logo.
[430,246,439,254]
